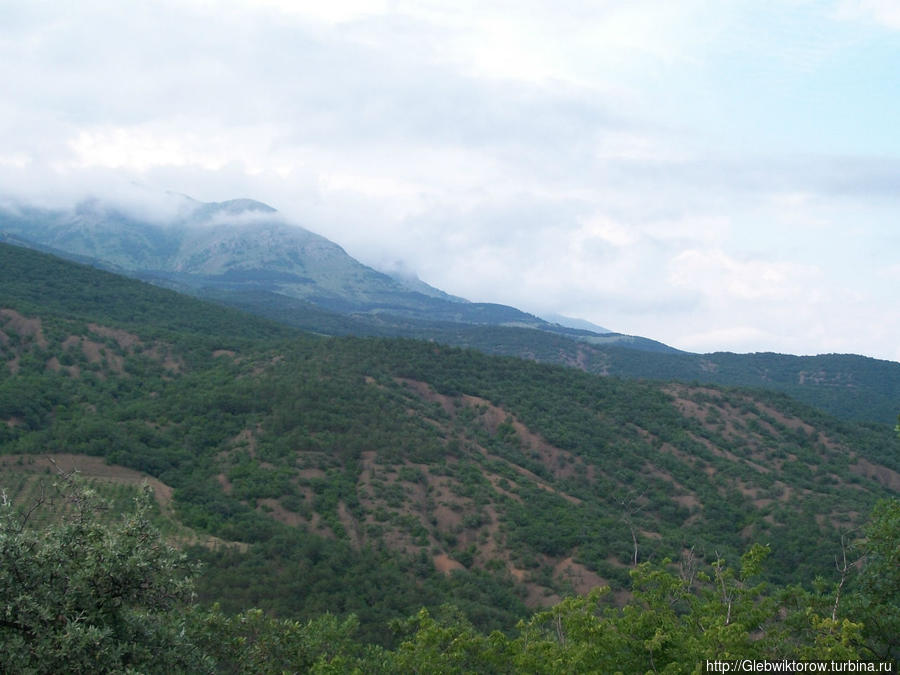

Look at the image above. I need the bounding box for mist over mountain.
[0,191,659,343]
[2,191,899,425]
[540,313,611,334]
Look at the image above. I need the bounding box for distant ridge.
[0,192,660,348]
[3,193,899,424]
[541,312,610,334]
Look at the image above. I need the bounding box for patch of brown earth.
[754,402,816,435]
[216,473,233,495]
[175,534,249,553]
[667,391,710,421]
[249,354,284,377]
[736,481,760,498]
[69,337,126,374]
[434,498,466,530]
[644,464,687,491]
[530,588,561,608]
[62,335,81,350]
[850,458,900,491]
[141,343,183,373]
[469,439,581,505]
[509,566,527,582]
[230,428,259,458]
[655,440,700,466]
[507,415,586,480]
[399,378,588,482]
[605,554,630,569]
[673,494,700,510]
[505,567,560,607]
[433,553,465,574]
[213,349,236,359]
[162,356,182,373]
[80,339,105,363]
[688,431,771,474]
[554,557,607,595]
[0,309,47,347]
[665,386,814,468]
[829,511,860,531]
[88,324,142,350]
[482,472,524,503]
[257,498,305,527]
[396,377,457,416]
[105,352,125,374]
[0,453,174,509]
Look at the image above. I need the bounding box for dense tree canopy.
[0,472,208,673]
[2,470,896,673]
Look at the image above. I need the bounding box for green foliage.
[848,498,900,661]
[1,242,897,651]
[0,473,209,674]
[0,475,895,673]
[366,542,868,673]
[189,606,369,674]
[0,241,296,343]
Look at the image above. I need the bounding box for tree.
[0,470,212,674]
[847,498,900,661]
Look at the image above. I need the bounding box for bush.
[0,470,210,673]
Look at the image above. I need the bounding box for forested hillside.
[7,204,899,428]
[2,242,897,654]
[200,263,900,426]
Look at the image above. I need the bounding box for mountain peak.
[210,199,276,214]
[188,198,277,223]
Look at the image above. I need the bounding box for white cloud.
[669,248,823,302]
[877,263,900,281]
[833,0,900,29]
[677,325,775,353]
[64,122,294,175]
[0,0,897,361]
[0,153,30,168]
[244,0,391,24]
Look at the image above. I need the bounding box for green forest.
[1,242,898,672]
[3,473,897,672]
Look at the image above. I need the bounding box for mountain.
[540,312,611,334]
[3,194,899,426]
[0,194,633,338]
[1,242,897,643]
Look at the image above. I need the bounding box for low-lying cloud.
[1,0,898,361]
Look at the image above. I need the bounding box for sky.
[1,0,899,360]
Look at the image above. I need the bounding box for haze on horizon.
[1,1,898,361]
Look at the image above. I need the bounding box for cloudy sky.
[2,1,899,360]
